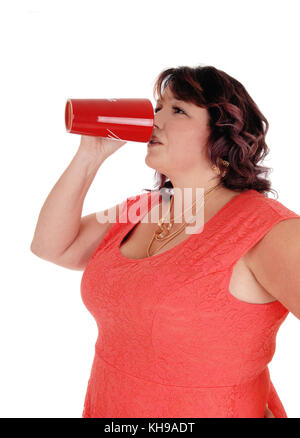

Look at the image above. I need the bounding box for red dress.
[80,189,300,418]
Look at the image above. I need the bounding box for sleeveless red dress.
[80,189,300,418]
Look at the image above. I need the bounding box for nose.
[152,123,161,140]
[153,107,161,127]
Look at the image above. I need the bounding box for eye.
[154,106,185,114]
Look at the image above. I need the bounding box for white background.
[0,0,299,418]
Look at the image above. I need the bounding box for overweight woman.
[31,65,300,418]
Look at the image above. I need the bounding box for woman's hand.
[78,135,127,161]
[264,403,275,418]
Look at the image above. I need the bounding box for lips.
[148,141,162,147]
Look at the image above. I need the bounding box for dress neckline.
[116,189,259,263]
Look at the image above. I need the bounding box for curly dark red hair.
[144,65,278,199]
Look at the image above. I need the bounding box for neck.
[159,182,224,225]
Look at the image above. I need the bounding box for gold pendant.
[155,222,172,239]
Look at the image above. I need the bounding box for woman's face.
[145,85,212,180]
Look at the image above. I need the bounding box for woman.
[31,65,300,418]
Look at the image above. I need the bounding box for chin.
[145,155,158,170]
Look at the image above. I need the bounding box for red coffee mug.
[65,98,154,142]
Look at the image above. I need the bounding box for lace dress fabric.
[80,189,300,417]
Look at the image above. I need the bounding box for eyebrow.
[156,98,184,104]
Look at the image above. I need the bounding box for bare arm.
[30,147,106,257]
[30,136,127,267]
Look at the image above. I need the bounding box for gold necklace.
[146,182,223,257]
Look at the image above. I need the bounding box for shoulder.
[246,215,300,263]
[245,212,300,318]
[246,193,300,252]
[245,192,300,266]
[249,191,299,217]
